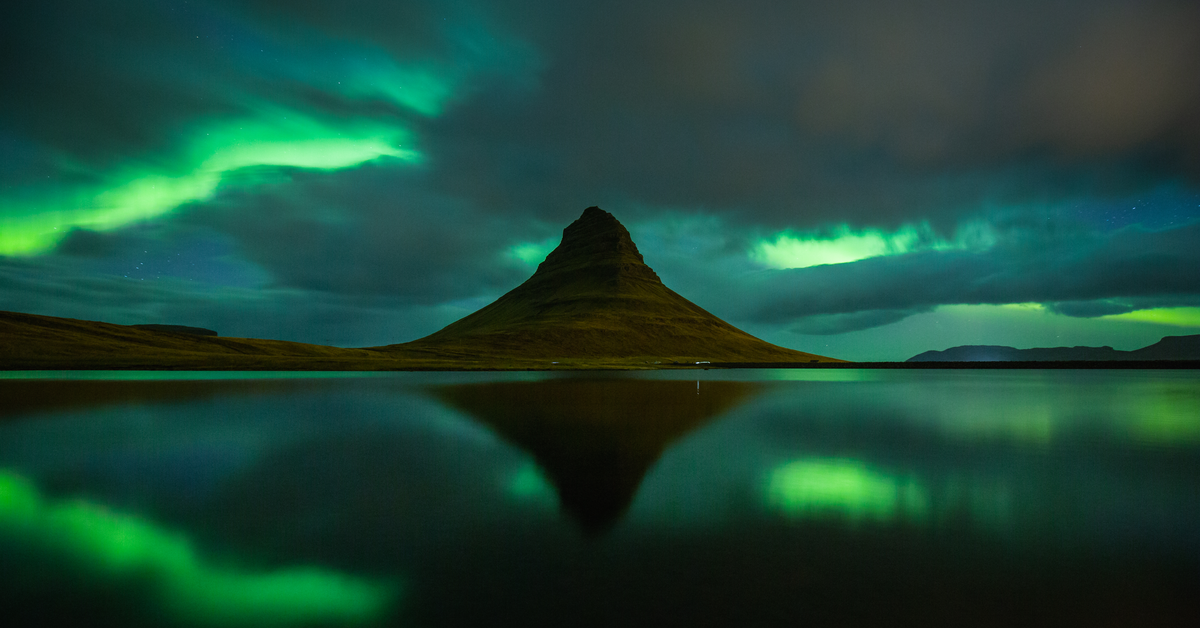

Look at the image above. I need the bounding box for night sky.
[3,0,1199,361]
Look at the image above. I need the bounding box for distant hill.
[907,334,1200,362]
[382,206,839,364]
[0,309,395,370]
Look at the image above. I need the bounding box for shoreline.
[3,359,1198,372]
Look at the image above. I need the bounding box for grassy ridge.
[0,311,799,370]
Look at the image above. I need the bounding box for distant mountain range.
[907,334,1200,362]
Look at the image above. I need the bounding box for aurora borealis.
[4,0,1200,360]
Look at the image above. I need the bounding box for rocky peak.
[533,206,659,285]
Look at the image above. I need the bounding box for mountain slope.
[389,207,838,363]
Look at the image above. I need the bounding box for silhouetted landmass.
[1,207,838,370]
[908,334,1200,362]
[382,207,839,365]
[712,361,1200,369]
[0,309,407,370]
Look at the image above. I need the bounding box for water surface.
[1,370,1197,626]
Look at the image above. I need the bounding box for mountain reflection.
[428,378,760,534]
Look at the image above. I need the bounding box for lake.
[1,369,1198,626]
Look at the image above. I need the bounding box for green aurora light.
[0,470,397,626]
[751,222,996,269]
[1102,307,1200,328]
[0,111,421,256]
[507,237,560,266]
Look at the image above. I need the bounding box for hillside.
[385,207,838,365]
[1,207,838,370]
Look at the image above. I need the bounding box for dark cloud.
[0,253,455,346]
[788,309,932,336]
[736,223,1200,327]
[0,0,523,180]
[55,229,128,259]
[421,0,1200,229]
[1045,296,1200,319]
[187,164,536,303]
[0,1,242,170]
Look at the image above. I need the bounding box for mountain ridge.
[907,334,1200,362]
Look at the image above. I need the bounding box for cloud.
[420,0,1200,231]
[1045,296,1200,318]
[187,164,537,303]
[788,309,932,336]
[3,0,1199,354]
[736,222,1200,329]
[0,0,538,255]
[0,251,464,346]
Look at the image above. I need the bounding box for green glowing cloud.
[0,111,420,256]
[1101,307,1200,328]
[0,470,396,626]
[766,458,928,522]
[507,237,560,266]
[341,61,455,117]
[751,222,995,269]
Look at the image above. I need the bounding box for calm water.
[1,369,1197,626]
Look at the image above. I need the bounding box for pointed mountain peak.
[537,207,643,268]
[404,206,840,364]
[580,205,615,221]
[534,206,656,283]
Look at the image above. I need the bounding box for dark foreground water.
[1,369,1197,627]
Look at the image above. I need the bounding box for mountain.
[387,206,837,365]
[907,334,1200,362]
[1129,334,1200,360]
[0,207,837,369]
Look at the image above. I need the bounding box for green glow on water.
[0,111,419,256]
[934,403,1058,445]
[766,458,928,522]
[751,222,994,269]
[506,463,557,505]
[0,470,396,625]
[762,369,881,382]
[1125,382,1200,444]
